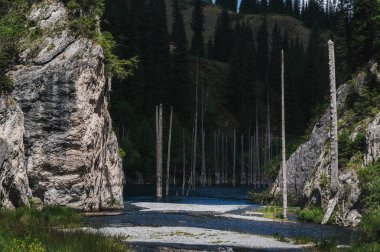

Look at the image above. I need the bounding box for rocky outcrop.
[1,1,124,210]
[272,81,351,196]
[364,112,380,166]
[272,62,380,227]
[0,99,30,208]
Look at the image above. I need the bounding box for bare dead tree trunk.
[182,128,186,196]
[225,137,228,184]
[201,130,206,186]
[233,129,236,187]
[328,40,339,194]
[166,107,173,196]
[248,128,252,185]
[156,104,163,198]
[251,135,254,187]
[214,131,218,185]
[221,135,224,184]
[192,55,199,189]
[201,82,206,187]
[281,50,288,219]
[255,108,260,188]
[241,134,246,185]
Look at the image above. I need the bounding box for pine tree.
[170,0,191,119]
[294,0,301,18]
[268,0,284,14]
[285,0,293,15]
[261,0,268,13]
[191,0,205,56]
[213,7,233,62]
[351,0,379,65]
[256,18,269,85]
[239,0,251,14]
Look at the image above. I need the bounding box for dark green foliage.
[297,207,324,223]
[190,0,205,56]
[256,18,269,84]
[215,0,238,12]
[284,0,293,16]
[351,0,380,65]
[170,0,192,118]
[0,206,128,251]
[213,7,233,62]
[0,0,28,96]
[358,160,380,243]
[268,0,284,14]
[338,130,366,168]
[227,21,256,130]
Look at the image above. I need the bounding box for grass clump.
[297,207,324,224]
[0,206,130,252]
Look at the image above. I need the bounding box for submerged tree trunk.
[192,55,199,189]
[255,107,260,188]
[281,50,288,219]
[166,107,173,196]
[328,40,339,194]
[182,128,186,196]
[156,104,163,198]
[233,129,236,187]
[241,134,246,185]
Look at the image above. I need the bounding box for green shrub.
[0,206,129,252]
[297,207,324,224]
[358,160,380,243]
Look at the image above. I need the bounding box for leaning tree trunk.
[156,104,163,198]
[281,50,288,219]
[166,107,173,196]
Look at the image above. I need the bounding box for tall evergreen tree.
[170,0,191,119]
[268,0,284,14]
[213,7,233,62]
[191,0,205,56]
[227,22,256,130]
[239,0,252,14]
[261,0,268,13]
[294,0,301,18]
[256,18,269,85]
[351,0,379,65]
[285,0,293,15]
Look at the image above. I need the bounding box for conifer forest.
[1,0,380,251]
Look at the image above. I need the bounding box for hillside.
[166,0,329,49]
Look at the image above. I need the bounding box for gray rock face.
[272,62,379,227]
[0,99,30,208]
[365,112,380,166]
[272,82,351,196]
[1,1,124,210]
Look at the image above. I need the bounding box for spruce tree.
[261,0,268,13]
[294,0,301,18]
[170,0,191,119]
[285,0,293,15]
[239,0,251,14]
[256,18,269,85]
[351,0,379,65]
[191,0,205,56]
[213,7,233,62]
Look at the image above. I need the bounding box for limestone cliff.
[0,1,124,210]
[272,61,380,227]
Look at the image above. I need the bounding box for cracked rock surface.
[1,1,123,210]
